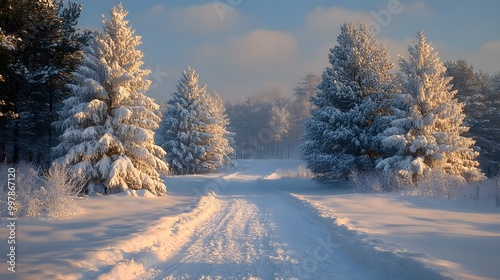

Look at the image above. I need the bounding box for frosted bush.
[8,162,46,217]
[42,163,86,217]
[279,165,316,179]
[350,171,405,193]
[0,162,86,218]
[407,170,467,199]
[391,170,500,207]
[350,169,498,207]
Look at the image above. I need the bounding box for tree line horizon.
[1,2,499,195]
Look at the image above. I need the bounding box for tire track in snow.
[249,193,373,280]
[139,188,380,280]
[74,195,222,280]
[142,197,276,279]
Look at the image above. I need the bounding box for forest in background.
[0,1,499,189]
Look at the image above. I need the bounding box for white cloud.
[379,36,415,64]
[472,41,500,74]
[143,3,243,34]
[227,30,298,66]
[305,7,371,36]
[377,36,500,75]
[194,29,299,69]
[191,30,302,99]
[402,1,432,14]
[142,3,499,103]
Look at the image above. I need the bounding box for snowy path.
[135,168,379,280]
[4,160,495,280]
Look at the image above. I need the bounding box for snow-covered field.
[1,160,499,279]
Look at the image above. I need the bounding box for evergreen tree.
[445,59,480,107]
[53,4,168,195]
[225,97,273,158]
[0,0,86,163]
[377,32,484,182]
[445,60,500,176]
[203,91,234,168]
[302,22,394,180]
[0,28,16,82]
[225,91,295,159]
[292,72,321,124]
[270,105,290,142]
[484,74,500,176]
[289,72,320,141]
[159,67,233,175]
[0,27,17,162]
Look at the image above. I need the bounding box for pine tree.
[377,32,484,182]
[270,105,290,142]
[445,60,500,176]
[302,22,395,180]
[53,4,168,195]
[289,72,320,141]
[225,97,273,159]
[292,72,321,125]
[0,0,86,164]
[0,28,17,162]
[159,67,233,174]
[0,28,16,82]
[203,91,234,169]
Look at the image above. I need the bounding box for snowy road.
[8,160,492,280]
[135,166,380,280]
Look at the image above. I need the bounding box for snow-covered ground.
[1,160,499,279]
[286,188,500,280]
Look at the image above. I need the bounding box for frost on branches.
[377,32,484,183]
[301,22,395,180]
[270,105,291,142]
[158,67,233,175]
[53,4,168,195]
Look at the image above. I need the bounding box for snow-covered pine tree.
[301,22,394,180]
[203,91,234,169]
[445,60,500,176]
[159,67,233,175]
[270,105,291,142]
[377,32,484,183]
[53,4,168,195]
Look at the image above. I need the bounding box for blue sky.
[75,0,500,102]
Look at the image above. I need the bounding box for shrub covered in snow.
[279,165,316,179]
[350,169,499,207]
[0,162,86,218]
[349,171,404,193]
[401,172,500,207]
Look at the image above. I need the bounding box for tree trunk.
[0,120,6,163]
[13,122,19,163]
[48,82,54,161]
[288,141,291,159]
